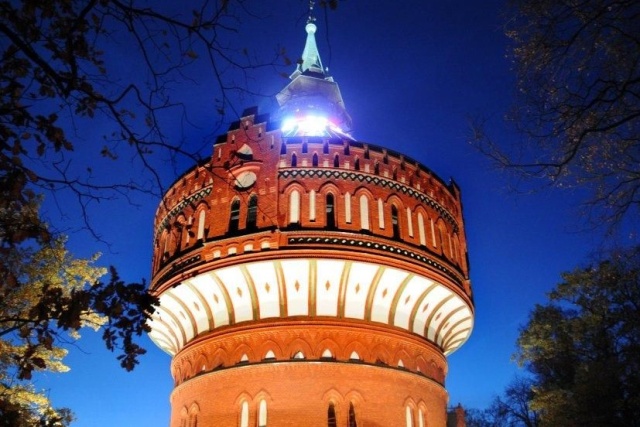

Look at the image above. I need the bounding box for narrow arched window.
[392,205,400,239]
[197,210,206,240]
[312,153,319,167]
[348,403,357,427]
[185,216,192,245]
[344,143,350,155]
[383,153,389,164]
[406,207,414,237]
[438,221,449,257]
[406,406,414,427]
[240,401,249,427]
[291,153,297,167]
[302,142,308,153]
[180,408,188,427]
[359,195,370,230]
[175,219,184,252]
[333,154,339,168]
[289,190,300,224]
[354,157,360,171]
[246,195,258,230]
[418,409,425,427]
[326,194,336,229]
[374,162,380,175]
[258,399,267,427]
[431,218,437,248]
[328,403,337,427]
[364,148,370,159]
[344,192,352,224]
[280,142,287,155]
[323,141,329,154]
[418,213,426,246]
[392,168,397,180]
[309,190,317,221]
[229,199,240,233]
[378,199,385,229]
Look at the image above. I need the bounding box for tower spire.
[276,1,353,135]
[292,0,325,78]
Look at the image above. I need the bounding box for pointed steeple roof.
[291,1,325,77]
[291,21,325,78]
[276,2,352,135]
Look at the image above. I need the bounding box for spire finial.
[307,0,316,25]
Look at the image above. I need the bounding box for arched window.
[364,147,370,159]
[180,407,188,427]
[374,161,380,175]
[354,157,360,171]
[345,192,352,224]
[309,190,317,221]
[240,401,249,427]
[417,213,426,246]
[312,153,319,167]
[174,218,184,252]
[302,142,308,153]
[406,406,414,427]
[197,210,206,240]
[229,199,240,233]
[430,218,437,247]
[161,230,169,259]
[291,153,297,167]
[323,141,329,154]
[391,205,400,239]
[406,207,414,237]
[418,409,425,427]
[378,199,385,229]
[280,142,287,154]
[246,195,258,230]
[348,403,357,427]
[185,216,192,245]
[453,234,461,263]
[189,407,199,427]
[326,194,336,229]
[392,168,397,180]
[438,220,449,257]
[344,143,350,155]
[359,195,370,230]
[333,154,339,168]
[258,400,267,427]
[383,153,389,164]
[289,190,300,224]
[328,403,337,427]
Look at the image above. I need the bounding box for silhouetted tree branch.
[472,0,640,227]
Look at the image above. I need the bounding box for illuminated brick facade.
[148,15,473,427]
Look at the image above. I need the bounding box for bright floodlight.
[298,116,327,135]
[281,115,345,137]
[281,118,297,133]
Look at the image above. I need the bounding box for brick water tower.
[148,7,474,427]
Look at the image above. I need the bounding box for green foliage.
[0,169,157,425]
[516,246,640,426]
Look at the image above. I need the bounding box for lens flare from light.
[281,115,345,137]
